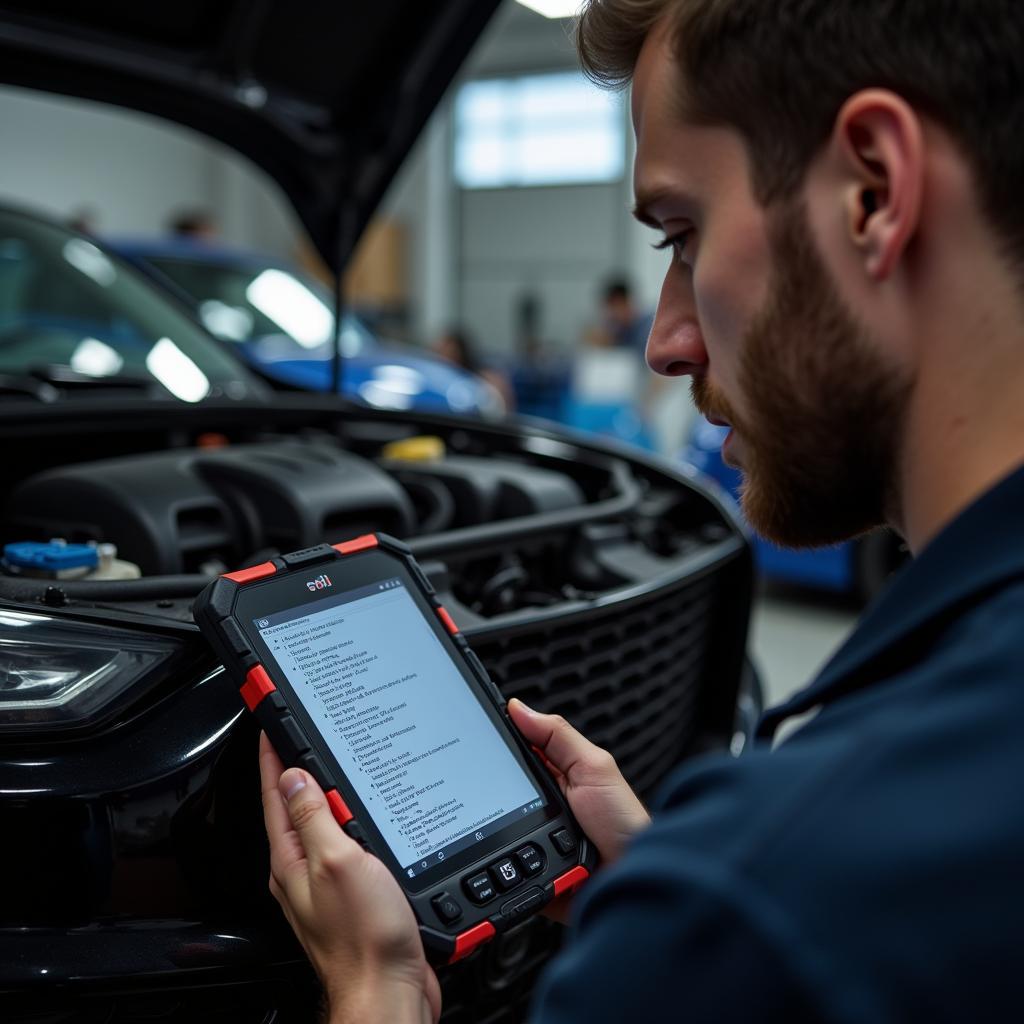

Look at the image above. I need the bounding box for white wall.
[459,182,625,354]
[374,115,458,347]
[442,3,671,358]
[0,86,303,257]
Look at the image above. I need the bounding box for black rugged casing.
[192,533,595,964]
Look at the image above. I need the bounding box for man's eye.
[652,230,694,262]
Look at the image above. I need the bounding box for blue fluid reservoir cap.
[4,541,99,572]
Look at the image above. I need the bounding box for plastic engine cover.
[4,443,416,575]
[381,455,584,528]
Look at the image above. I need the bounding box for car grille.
[470,572,717,803]
[435,570,731,1024]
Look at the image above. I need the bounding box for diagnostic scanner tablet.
[193,533,595,964]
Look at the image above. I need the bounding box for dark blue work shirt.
[533,463,1024,1022]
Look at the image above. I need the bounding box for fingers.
[255,740,434,1019]
[507,698,617,785]
[259,732,359,902]
[424,967,443,1024]
[260,733,308,883]
[508,700,650,866]
[278,766,363,879]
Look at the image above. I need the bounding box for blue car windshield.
[142,254,372,359]
[0,209,265,402]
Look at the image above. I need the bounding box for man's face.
[632,21,911,547]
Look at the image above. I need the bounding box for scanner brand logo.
[305,573,333,593]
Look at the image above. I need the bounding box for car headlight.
[0,609,180,733]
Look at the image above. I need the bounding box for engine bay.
[0,399,740,628]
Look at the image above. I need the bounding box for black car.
[0,4,755,1022]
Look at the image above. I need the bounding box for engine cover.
[5,442,415,575]
[382,455,584,528]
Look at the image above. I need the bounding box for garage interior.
[0,1,881,1021]
[0,0,860,706]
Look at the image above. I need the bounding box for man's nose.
[645,270,708,377]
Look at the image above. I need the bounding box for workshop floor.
[749,583,861,709]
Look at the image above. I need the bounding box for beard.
[692,202,912,548]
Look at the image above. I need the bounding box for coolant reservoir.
[2,539,141,580]
[381,435,446,462]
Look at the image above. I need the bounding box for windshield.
[0,208,267,402]
[144,255,373,360]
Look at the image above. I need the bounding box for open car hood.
[0,0,501,271]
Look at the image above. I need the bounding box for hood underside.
[0,0,501,270]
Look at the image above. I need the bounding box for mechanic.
[258,1,1024,1020]
[582,277,654,353]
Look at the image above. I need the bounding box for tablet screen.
[255,578,544,877]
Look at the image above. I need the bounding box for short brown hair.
[578,0,1024,267]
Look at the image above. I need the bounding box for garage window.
[454,71,624,189]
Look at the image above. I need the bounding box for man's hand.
[507,699,650,920]
[258,733,440,1024]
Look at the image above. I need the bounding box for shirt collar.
[758,460,1024,741]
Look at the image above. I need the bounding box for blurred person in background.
[166,208,219,241]
[583,276,654,353]
[577,275,664,446]
[67,205,98,235]
[432,326,515,412]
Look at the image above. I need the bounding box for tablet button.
[437,606,459,635]
[297,753,329,788]
[325,790,353,827]
[489,857,522,892]
[410,561,436,596]
[240,665,276,712]
[449,920,496,963]
[500,886,545,921]
[277,715,311,756]
[550,828,576,856]
[464,650,488,681]
[281,544,334,568]
[431,892,463,925]
[343,820,366,844]
[552,865,590,898]
[219,618,255,661]
[463,871,496,905]
[515,843,545,877]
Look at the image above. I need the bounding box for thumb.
[508,698,616,785]
[279,768,349,861]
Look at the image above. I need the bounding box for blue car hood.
[243,342,494,414]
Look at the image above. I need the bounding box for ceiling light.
[246,269,333,349]
[514,0,581,18]
[70,338,124,378]
[62,239,117,287]
[145,337,210,403]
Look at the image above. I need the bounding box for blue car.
[111,238,504,417]
[682,418,905,600]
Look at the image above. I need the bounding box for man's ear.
[831,89,924,281]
